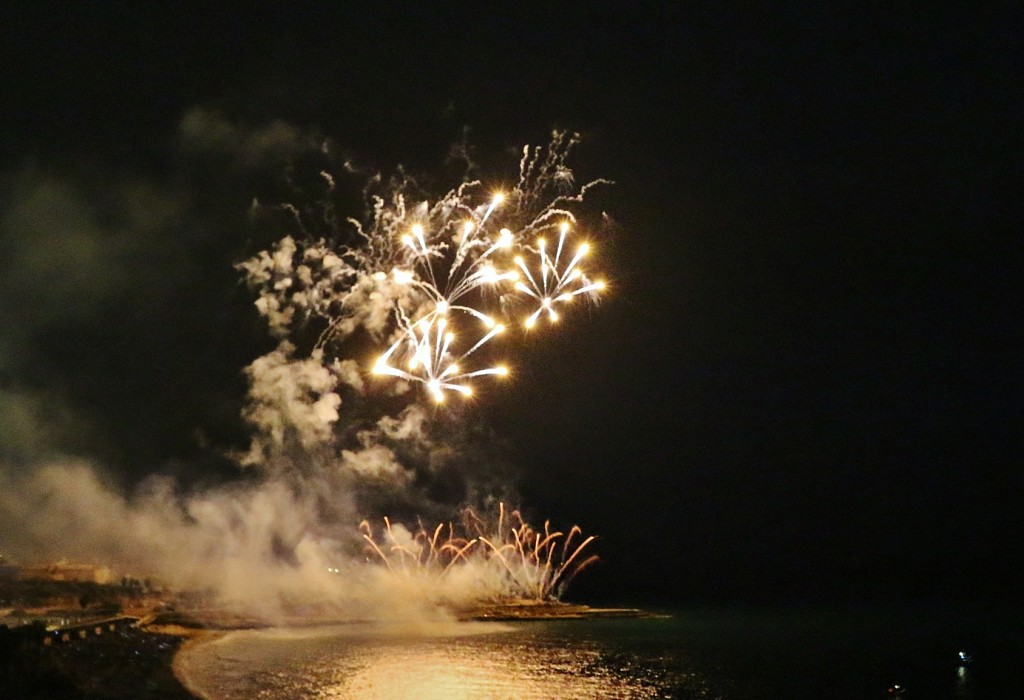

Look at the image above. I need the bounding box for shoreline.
[169,627,226,700]
[454,600,657,621]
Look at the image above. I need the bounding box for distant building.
[18,561,115,585]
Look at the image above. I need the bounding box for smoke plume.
[0,112,606,618]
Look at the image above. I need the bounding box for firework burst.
[512,220,606,329]
[240,131,610,404]
[371,303,509,403]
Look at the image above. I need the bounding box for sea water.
[177,604,1022,699]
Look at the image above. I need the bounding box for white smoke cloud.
[377,405,429,443]
[239,342,344,465]
[0,388,89,460]
[0,165,195,465]
[236,234,428,344]
[0,170,173,338]
[340,444,410,481]
[178,107,323,167]
[0,457,547,620]
[0,460,411,619]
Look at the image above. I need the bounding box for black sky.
[1,3,1021,604]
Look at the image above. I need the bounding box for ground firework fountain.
[359,504,598,604]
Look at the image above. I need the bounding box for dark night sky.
[1,3,1021,604]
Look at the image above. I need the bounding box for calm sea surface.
[177,604,1022,699]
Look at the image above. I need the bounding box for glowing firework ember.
[240,131,610,403]
[358,503,598,603]
[371,301,509,403]
[514,221,606,329]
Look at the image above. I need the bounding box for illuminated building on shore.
[16,560,115,585]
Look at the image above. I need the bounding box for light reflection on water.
[179,618,710,700]
[321,642,626,699]
[178,606,1018,699]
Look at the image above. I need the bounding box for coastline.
[454,600,655,621]
[170,627,226,700]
